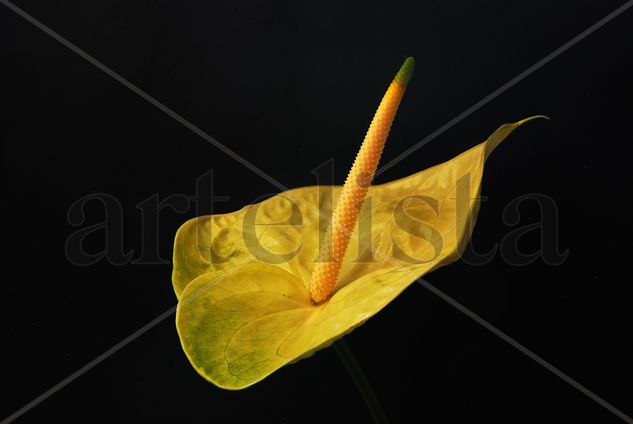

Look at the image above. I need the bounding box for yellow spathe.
[172,116,546,389]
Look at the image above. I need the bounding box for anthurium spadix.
[172,57,546,389]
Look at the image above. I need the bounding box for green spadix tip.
[395,56,415,85]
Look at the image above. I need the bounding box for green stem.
[333,339,390,424]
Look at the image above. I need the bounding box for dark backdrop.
[1,1,632,423]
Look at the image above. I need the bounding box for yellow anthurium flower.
[172,57,546,389]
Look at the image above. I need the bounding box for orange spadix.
[309,57,414,303]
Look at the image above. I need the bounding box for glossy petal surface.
[174,117,544,389]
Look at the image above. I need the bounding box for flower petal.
[176,263,313,389]
[174,117,546,388]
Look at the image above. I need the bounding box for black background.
[1,1,632,423]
